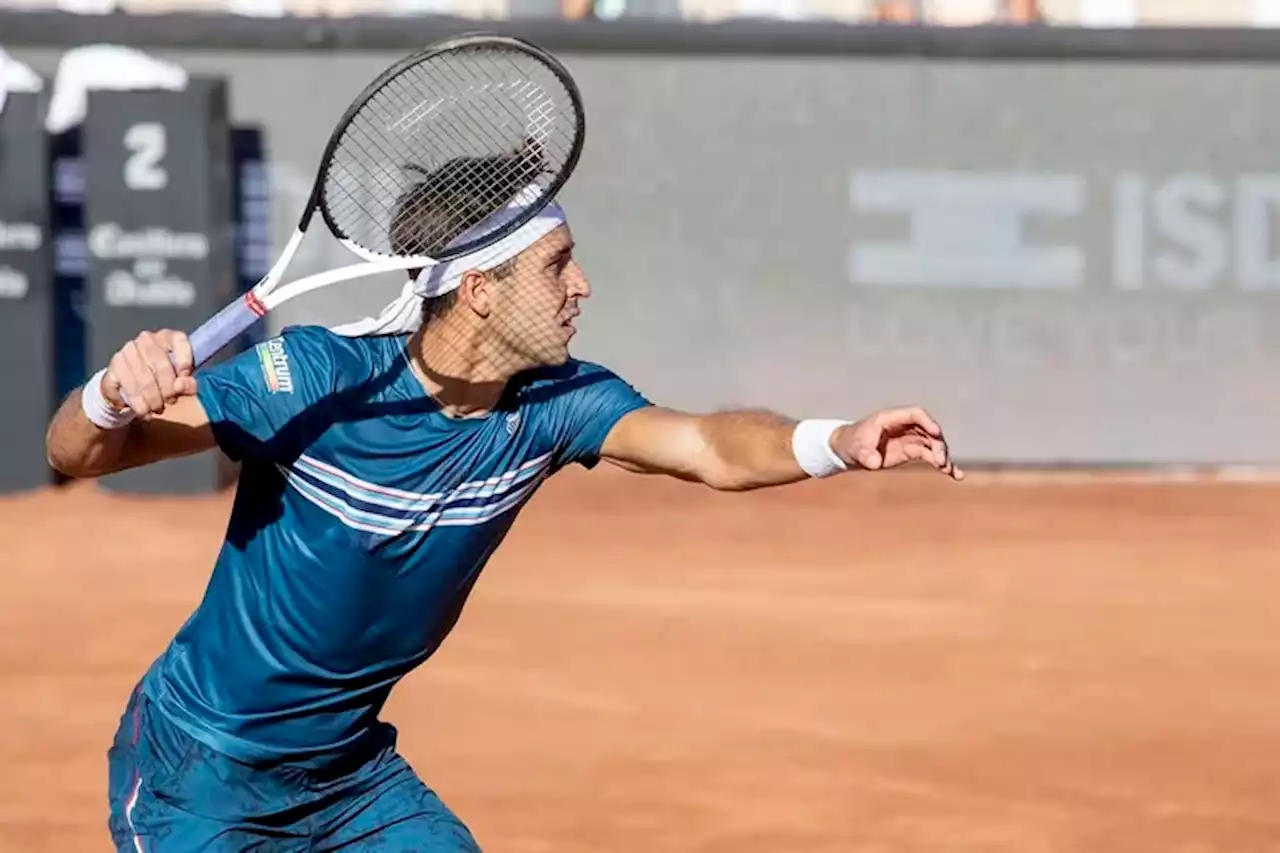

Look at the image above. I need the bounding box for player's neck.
[408,323,519,418]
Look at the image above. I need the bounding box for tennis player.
[45,160,963,852]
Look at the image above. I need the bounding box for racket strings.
[363,58,565,243]
[390,151,546,258]
[405,52,551,150]
[322,47,577,261]
[360,78,555,251]
[333,114,553,255]
[372,65,524,178]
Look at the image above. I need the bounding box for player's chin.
[538,345,571,367]
[535,327,574,366]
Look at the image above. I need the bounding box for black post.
[0,90,57,493]
[81,76,240,495]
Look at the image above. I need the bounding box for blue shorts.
[106,686,482,852]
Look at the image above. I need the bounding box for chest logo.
[505,410,521,436]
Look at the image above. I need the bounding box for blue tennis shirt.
[140,325,651,764]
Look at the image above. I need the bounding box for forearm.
[45,386,134,478]
[601,406,852,491]
[696,409,815,491]
[46,375,215,479]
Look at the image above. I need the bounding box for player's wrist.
[791,419,850,478]
[82,367,136,430]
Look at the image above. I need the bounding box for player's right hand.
[101,329,197,418]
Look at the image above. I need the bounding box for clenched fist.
[833,406,963,480]
[101,329,197,419]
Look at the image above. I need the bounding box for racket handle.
[185,294,266,369]
[114,293,265,409]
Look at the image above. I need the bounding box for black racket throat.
[299,32,585,266]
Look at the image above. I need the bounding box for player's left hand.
[832,407,963,480]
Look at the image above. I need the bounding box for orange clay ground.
[2,465,1279,852]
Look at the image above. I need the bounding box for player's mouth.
[559,309,579,338]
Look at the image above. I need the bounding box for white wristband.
[792,419,850,479]
[81,367,136,430]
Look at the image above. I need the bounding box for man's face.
[487,225,589,369]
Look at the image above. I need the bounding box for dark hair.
[390,141,545,329]
[389,141,546,259]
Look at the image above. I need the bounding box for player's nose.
[565,260,591,299]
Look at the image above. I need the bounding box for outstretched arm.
[598,405,962,492]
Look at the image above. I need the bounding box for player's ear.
[457,269,492,318]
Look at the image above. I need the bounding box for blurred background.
[4,0,1280,25]
[5,0,1280,492]
[5,0,1280,489]
[3,4,1280,852]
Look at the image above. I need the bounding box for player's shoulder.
[270,324,404,378]
[266,323,334,357]
[518,358,626,393]
[514,358,647,408]
[229,325,406,406]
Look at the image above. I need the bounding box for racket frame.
[185,31,585,369]
[310,31,586,265]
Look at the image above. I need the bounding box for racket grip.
[185,295,266,369]
[116,294,264,410]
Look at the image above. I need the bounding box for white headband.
[330,186,568,338]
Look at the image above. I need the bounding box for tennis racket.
[185,32,585,369]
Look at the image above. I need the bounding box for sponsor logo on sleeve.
[256,337,294,394]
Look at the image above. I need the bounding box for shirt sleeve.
[195,326,338,465]
[551,360,652,470]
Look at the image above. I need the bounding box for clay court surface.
[2,467,1279,852]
